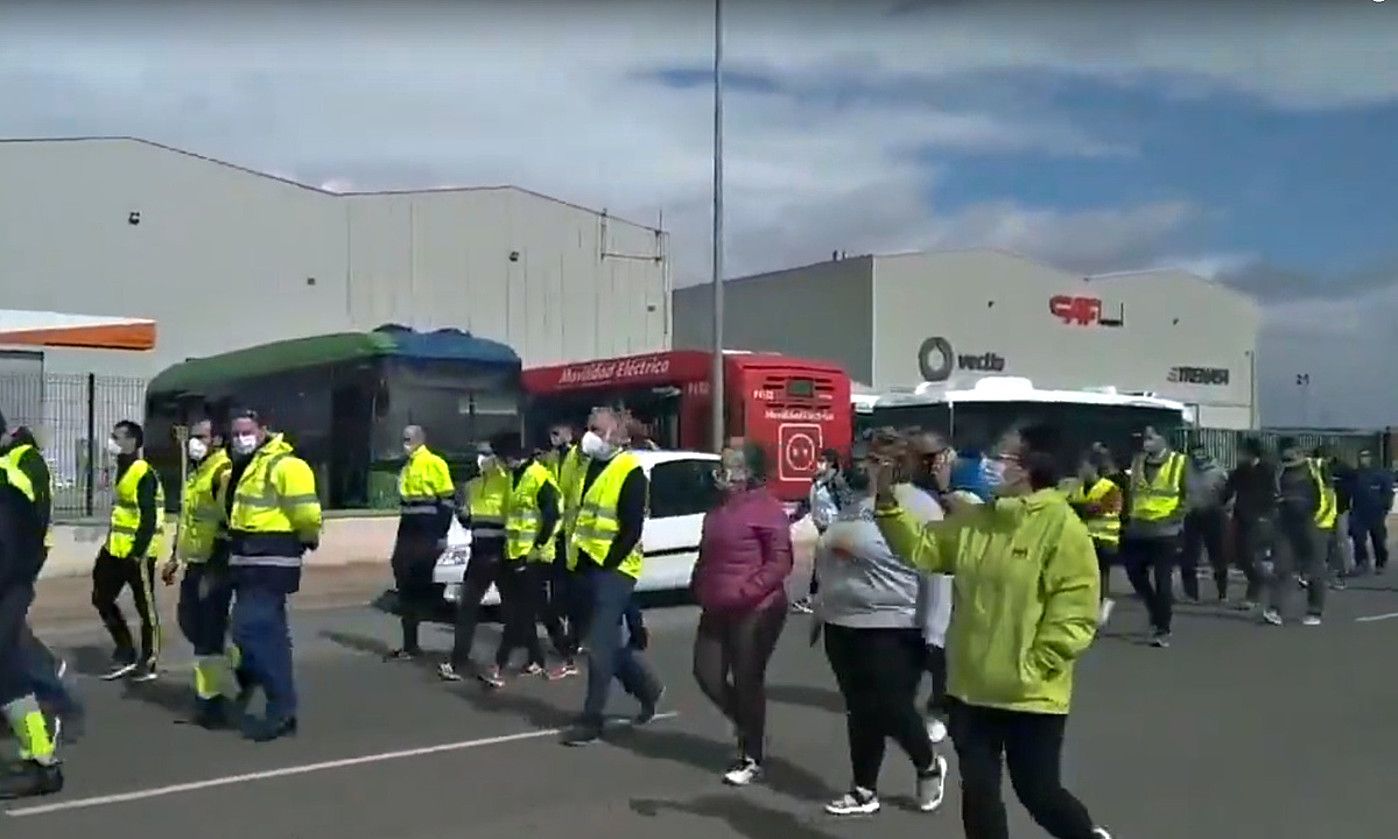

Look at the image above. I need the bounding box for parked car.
[432,449,722,607]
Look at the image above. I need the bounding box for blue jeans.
[22,626,78,716]
[581,568,661,726]
[179,565,234,656]
[231,585,296,720]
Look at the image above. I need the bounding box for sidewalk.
[30,561,392,635]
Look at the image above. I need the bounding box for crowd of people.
[1,401,1392,839]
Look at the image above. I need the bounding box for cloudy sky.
[3,0,1396,428]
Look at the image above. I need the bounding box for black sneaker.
[193,697,232,730]
[0,761,64,800]
[635,685,665,725]
[130,661,159,683]
[825,787,880,816]
[100,657,138,681]
[384,648,420,662]
[562,724,603,747]
[243,715,298,743]
[1150,631,1172,649]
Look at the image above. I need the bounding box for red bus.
[521,350,851,502]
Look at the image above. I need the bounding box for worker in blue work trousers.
[0,411,65,799]
[226,410,322,742]
[562,407,664,747]
[162,419,242,729]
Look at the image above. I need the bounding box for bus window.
[949,401,1186,462]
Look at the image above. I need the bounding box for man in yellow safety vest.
[543,422,588,674]
[387,425,455,661]
[1068,450,1124,628]
[226,410,322,742]
[438,438,512,682]
[93,420,166,682]
[562,408,664,747]
[161,419,238,728]
[0,414,65,799]
[1122,426,1188,648]
[1263,437,1332,626]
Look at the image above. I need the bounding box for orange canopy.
[0,309,156,351]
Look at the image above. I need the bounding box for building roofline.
[0,135,662,232]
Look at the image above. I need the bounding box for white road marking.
[1356,611,1398,623]
[7,712,679,817]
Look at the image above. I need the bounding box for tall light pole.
[1296,372,1311,426]
[709,0,726,452]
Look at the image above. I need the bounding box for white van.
[432,449,722,606]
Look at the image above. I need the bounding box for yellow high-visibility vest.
[1069,477,1121,547]
[556,445,587,568]
[108,459,166,559]
[506,461,561,563]
[1129,452,1186,523]
[571,452,645,580]
[0,444,53,549]
[399,445,454,518]
[1308,459,1338,530]
[228,435,322,569]
[465,466,511,538]
[177,449,231,563]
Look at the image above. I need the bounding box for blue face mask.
[980,457,1005,490]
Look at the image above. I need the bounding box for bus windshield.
[856,398,1187,463]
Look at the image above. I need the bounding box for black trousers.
[0,584,36,706]
[92,548,159,665]
[1227,516,1268,602]
[177,563,234,656]
[949,700,1099,839]
[1352,517,1390,570]
[495,561,545,669]
[924,643,949,717]
[692,604,788,763]
[1094,543,1117,600]
[824,624,934,792]
[449,539,502,669]
[1180,509,1228,600]
[1122,536,1178,633]
[391,534,440,653]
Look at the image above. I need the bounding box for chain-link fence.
[0,372,149,518]
[1172,426,1389,469]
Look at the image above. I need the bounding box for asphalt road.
[6,573,1398,839]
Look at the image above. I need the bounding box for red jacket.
[691,486,794,613]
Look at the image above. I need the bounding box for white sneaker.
[916,755,947,812]
[722,757,762,787]
[1261,609,1283,626]
[825,787,880,816]
[437,662,464,682]
[925,717,948,744]
[1093,828,1113,839]
[1098,598,1116,627]
[1302,614,1322,626]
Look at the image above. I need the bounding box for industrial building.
[0,136,671,380]
[674,249,1259,429]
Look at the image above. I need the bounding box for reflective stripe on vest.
[1309,460,1338,530]
[571,452,644,580]
[1129,452,1185,523]
[506,461,561,563]
[399,446,453,516]
[466,468,511,537]
[107,459,166,558]
[178,450,231,562]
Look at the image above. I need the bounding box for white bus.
[852,376,1194,462]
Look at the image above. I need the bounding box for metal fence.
[1,372,149,518]
[1172,426,1389,469]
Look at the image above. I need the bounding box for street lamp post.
[1295,372,1311,426]
[709,0,725,452]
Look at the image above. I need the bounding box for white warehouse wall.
[0,137,669,377]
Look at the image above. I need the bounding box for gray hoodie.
[814,486,951,647]
[1185,457,1228,512]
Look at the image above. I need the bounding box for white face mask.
[404,443,416,456]
[477,454,493,471]
[187,438,209,461]
[232,433,258,455]
[106,437,124,457]
[581,430,617,460]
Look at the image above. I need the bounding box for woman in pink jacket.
[690,441,794,787]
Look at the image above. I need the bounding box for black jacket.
[1223,460,1277,522]
[0,442,52,588]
